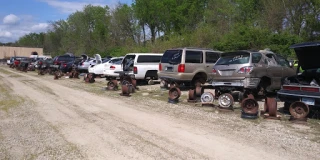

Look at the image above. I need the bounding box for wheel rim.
[241,98,259,114]
[169,87,181,100]
[218,93,234,108]
[289,102,309,119]
[201,92,214,103]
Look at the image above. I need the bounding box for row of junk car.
[6,41,320,122]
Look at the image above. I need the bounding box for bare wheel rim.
[169,87,181,100]
[289,102,309,119]
[218,93,234,108]
[241,98,259,114]
[201,92,214,103]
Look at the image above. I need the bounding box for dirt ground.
[0,65,319,160]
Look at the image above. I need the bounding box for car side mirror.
[289,62,293,68]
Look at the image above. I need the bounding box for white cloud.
[31,23,49,31]
[43,0,107,14]
[0,30,12,38]
[0,15,49,43]
[3,14,20,25]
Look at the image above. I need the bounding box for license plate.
[301,97,315,105]
[51,65,59,68]
[165,67,173,71]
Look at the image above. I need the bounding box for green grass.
[0,79,24,113]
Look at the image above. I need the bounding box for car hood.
[290,42,320,70]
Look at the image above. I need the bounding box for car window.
[137,55,162,63]
[276,55,290,67]
[265,54,278,66]
[206,52,220,63]
[215,52,250,65]
[109,58,122,64]
[161,50,182,64]
[251,52,262,63]
[185,51,203,63]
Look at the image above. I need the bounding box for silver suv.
[158,47,222,87]
[211,49,295,100]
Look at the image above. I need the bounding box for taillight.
[178,64,185,73]
[110,66,115,70]
[133,66,138,74]
[63,63,67,67]
[212,68,217,74]
[238,66,253,74]
[301,87,319,92]
[159,63,162,71]
[54,61,58,65]
[39,61,43,65]
[283,86,300,91]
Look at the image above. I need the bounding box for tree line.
[6,0,320,58]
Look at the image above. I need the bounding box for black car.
[277,42,320,119]
[50,54,78,73]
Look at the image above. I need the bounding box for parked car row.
[7,42,319,120]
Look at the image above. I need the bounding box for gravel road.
[0,66,319,160]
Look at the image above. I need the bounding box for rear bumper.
[158,72,196,82]
[277,90,320,107]
[211,78,260,89]
[103,70,119,77]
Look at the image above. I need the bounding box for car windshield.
[215,52,250,65]
[161,50,182,64]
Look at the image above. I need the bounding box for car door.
[265,53,283,90]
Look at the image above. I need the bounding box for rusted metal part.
[195,86,203,97]
[289,101,309,119]
[218,93,234,109]
[261,98,269,114]
[289,116,308,124]
[263,97,281,120]
[168,87,181,100]
[241,98,259,114]
[87,73,95,83]
[107,80,118,90]
[188,89,196,101]
[131,79,137,89]
[120,84,131,96]
[84,74,90,83]
[54,71,61,80]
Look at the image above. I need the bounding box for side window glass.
[185,51,203,63]
[251,53,262,63]
[276,55,290,67]
[206,52,220,63]
[265,54,277,66]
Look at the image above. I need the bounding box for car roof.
[167,47,222,52]
[126,53,163,55]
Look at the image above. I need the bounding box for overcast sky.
[0,0,132,43]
